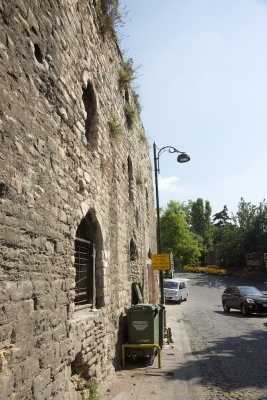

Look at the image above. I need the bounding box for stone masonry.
[0,1,158,399]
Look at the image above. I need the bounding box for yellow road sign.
[152,253,170,270]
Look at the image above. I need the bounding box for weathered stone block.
[0,281,17,303]
[0,368,14,400]
[33,279,49,295]
[0,324,13,346]
[52,324,66,341]
[12,379,33,400]
[11,281,33,301]
[45,240,55,253]
[13,356,40,386]
[20,299,34,314]
[35,294,56,311]
[32,368,51,397]
[34,311,50,335]
[39,342,60,369]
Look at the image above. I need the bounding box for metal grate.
[74,237,90,306]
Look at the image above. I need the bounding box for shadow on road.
[214,309,267,319]
[162,327,267,395]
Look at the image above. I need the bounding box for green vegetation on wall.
[108,116,122,137]
[124,103,136,129]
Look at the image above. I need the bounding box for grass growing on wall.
[96,0,125,36]
[118,58,135,87]
[83,378,98,400]
[108,116,122,137]
[124,104,136,129]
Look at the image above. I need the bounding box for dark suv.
[222,286,267,316]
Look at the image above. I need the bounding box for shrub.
[108,116,122,137]
[119,58,134,86]
[124,104,136,129]
[97,0,125,36]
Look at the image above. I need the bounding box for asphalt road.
[173,271,267,400]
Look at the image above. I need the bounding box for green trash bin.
[127,304,160,358]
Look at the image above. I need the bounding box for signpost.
[170,252,174,269]
[169,251,174,278]
[152,253,171,271]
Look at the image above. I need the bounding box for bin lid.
[127,304,160,312]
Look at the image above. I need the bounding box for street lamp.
[153,142,190,304]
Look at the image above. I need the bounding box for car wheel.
[177,298,181,305]
[184,295,188,302]
[223,302,230,312]
[241,304,250,317]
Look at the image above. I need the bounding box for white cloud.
[158,176,184,193]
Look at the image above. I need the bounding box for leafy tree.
[191,198,206,235]
[160,201,201,266]
[235,198,267,253]
[212,223,242,267]
[212,199,267,267]
[213,205,231,227]
[189,198,213,263]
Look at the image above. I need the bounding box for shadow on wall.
[114,313,127,370]
[113,282,144,370]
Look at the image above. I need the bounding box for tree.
[160,201,201,266]
[235,198,267,253]
[212,199,267,267]
[189,198,213,262]
[212,223,242,267]
[213,206,231,227]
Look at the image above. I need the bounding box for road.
[173,271,267,400]
[99,272,267,400]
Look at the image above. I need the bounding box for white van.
[163,278,189,304]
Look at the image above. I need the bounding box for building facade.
[0,1,158,398]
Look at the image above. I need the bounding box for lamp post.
[153,142,190,304]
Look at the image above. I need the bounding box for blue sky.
[119,0,267,216]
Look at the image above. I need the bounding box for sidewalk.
[98,305,204,400]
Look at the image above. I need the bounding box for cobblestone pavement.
[178,272,267,400]
[99,272,267,400]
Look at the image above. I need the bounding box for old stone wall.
[0,0,158,399]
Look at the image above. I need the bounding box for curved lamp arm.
[154,144,190,173]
